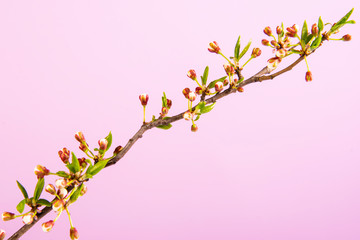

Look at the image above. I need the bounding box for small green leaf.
[318,16,324,32]
[330,8,354,33]
[66,163,75,173]
[194,114,201,121]
[207,76,227,89]
[305,34,314,45]
[16,181,28,199]
[156,124,172,130]
[71,152,80,173]
[33,178,45,201]
[69,184,84,204]
[310,35,322,50]
[162,92,167,108]
[238,40,252,59]
[279,22,285,38]
[290,49,302,54]
[200,102,216,114]
[55,171,70,178]
[86,159,109,177]
[345,20,356,24]
[234,36,241,60]
[37,199,52,207]
[195,101,206,111]
[105,131,112,151]
[16,199,26,213]
[201,66,209,86]
[301,20,308,44]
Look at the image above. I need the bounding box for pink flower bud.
[42,220,55,232]
[22,212,34,225]
[2,212,16,221]
[75,132,85,143]
[113,145,123,155]
[55,178,67,189]
[58,148,70,164]
[214,82,224,92]
[98,138,108,151]
[45,184,56,195]
[251,48,262,58]
[191,124,198,132]
[275,49,287,58]
[183,111,194,121]
[342,34,351,41]
[208,41,220,54]
[188,91,196,102]
[139,93,149,106]
[305,71,313,82]
[263,26,272,36]
[58,187,68,199]
[195,87,202,95]
[80,184,88,196]
[286,24,298,37]
[311,24,319,35]
[187,69,197,80]
[223,63,235,76]
[166,99,172,109]
[182,88,190,99]
[270,40,279,47]
[276,26,282,35]
[161,107,169,115]
[34,165,50,179]
[267,57,282,71]
[52,199,65,212]
[0,229,5,240]
[261,39,270,46]
[70,227,79,240]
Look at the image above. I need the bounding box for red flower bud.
[166,99,172,109]
[261,39,270,46]
[34,165,50,179]
[0,229,5,240]
[263,26,272,36]
[161,107,168,115]
[270,40,279,47]
[223,79,229,86]
[305,71,312,82]
[70,227,80,240]
[98,138,108,151]
[237,87,244,92]
[311,24,319,35]
[78,157,87,168]
[22,212,34,225]
[251,48,262,58]
[188,91,196,102]
[215,82,224,92]
[223,63,235,76]
[182,88,190,99]
[45,184,56,195]
[208,41,220,54]
[191,124,198,132]
[139,93,149,106]
[195,87,202,95]
[79,142,88,152]
[342,34,352,41]
[187,69,197,80]
[75,132,85,143]
[113,145,123,155]
[276,26,282,35]
[2,212,16,221]
[58,148,70,164]
[42,220,55,232]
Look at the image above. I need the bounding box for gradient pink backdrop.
[1,1,359,240]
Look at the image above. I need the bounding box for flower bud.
[52,199,65,212]
[305,71,312,82]
[263,26,272,36]
[276,26,282,35]
[188,91,196,102]
[286,24,298,37]
[55,178,67,189]
[79,142,88,152]
[191,124,198,132]
[214,82,224,92]
[267,57,282,71]
[270,40,279,48]
[161,107,168,115]
[0,229,5,240]
[78,157,87,168]
[182,87,190,99]
[34,165,50,179]
[45,184,56,195]
[75,132,85,143]
[208,41,220,54]
[311,24,319,35]
[70,227,79,240]
[223,63,235,76]
[139,93,149,106]
[275,49,287,58]
[261,39,270,46]
[42,220,55,232]
[22,212,34,225]
[237,86,244,92]
[80,184,88,196]
[183,111,194,121]
[251,48,261,58]
[58,148,70,164]
[113,145,123,155]
[166,99,172,109]
[2,212,16,221]
[223,79,229,86]
[98,138,108,151]
[187,69,197,80]
[342,34,351,41]
[195,87,202,95]
[58,187,68,199]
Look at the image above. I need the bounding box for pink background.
[1,1,359,240]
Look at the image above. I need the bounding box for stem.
[64,207,73,228]
[241,56,254,69]
[304,56,310,71]
[143,106,146,123]
[219,52,233,65]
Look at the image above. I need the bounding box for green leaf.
[105,131,112,151]
[195,101,205,111]
[156,124,172,130]
[238,40,251,59]
[33,177,45,201]
[279,22,285,38]
[162,92,167,108]
[86,159,109,177]
[345,20,356,24]
[290,49,302,54]
[310,35,322,50]
[56,171,70,178]
[200,102,216,114]
[66,163,75,173]
[330,8,354,33]
[194,114,201,121]
[207,76,227,89]
[305,34,314,45]
[37,199,52,207]
[234,36,241,60]
[201,66,209,86]
[301,20,308,43]
[71,152,80,173]
[16,180,28,199]
[69,184,84,203]
[16,199,26,213]
[318,16,324,33]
